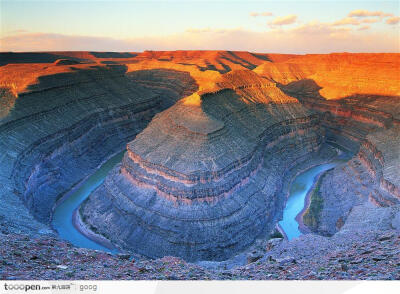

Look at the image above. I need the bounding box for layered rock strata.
[1,51,399,264]
[0,65,197,227]
[81,54,400,260]
[81,70,325,261]
[278,82,400,236]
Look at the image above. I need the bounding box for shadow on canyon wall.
[0,64,198,224]
[0,52,93,66]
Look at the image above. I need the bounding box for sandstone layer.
[0,61,197,233]
[81,69,325,261]
[0,51,399,264]
[278,80,400,236]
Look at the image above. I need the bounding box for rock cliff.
[81,69,325,261]
[278,79,400,236]
[0,62,197,232]
[0,51,399,264]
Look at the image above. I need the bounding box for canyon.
[0,51,399,279]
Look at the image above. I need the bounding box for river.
[51,147,351,254]
[278,149,351,240]
[51,151,125,254]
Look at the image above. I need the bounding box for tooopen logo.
[4,283,41,291]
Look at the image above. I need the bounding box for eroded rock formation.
[81,70,325,261]
[278,81,400,236]
[0,62,197,232]
[0,51,399,263]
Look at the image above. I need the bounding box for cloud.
[348,10,393,18]
[333,10,395,27]
[250,12,273,17]
[290,22,352,40]
[7,29,29,34]
[0,32,134,52]
[361,18,380,24]
[269,14,297,26]
[386,16,400,25]
[332,17,360,26]
[1,23,398,54]
[358,25,370,31]
[185,28,213,34]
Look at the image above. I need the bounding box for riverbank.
[51,150,125,253]
[50,150,125,218]
[278,145,341,238]
[278,144,354,240]
[295,170,326,235]
[2,142,399,279]
[72,208,117,252]
[296,148,354,235]
[268,147,335,240]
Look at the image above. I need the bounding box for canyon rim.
[0,50,399,280]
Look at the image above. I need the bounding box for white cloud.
[269,14,297,26]
[0,33,134,52]
[386,16,400,25]
[2,24,398,54]
[185,28,213,34]
[250,12,273,17]
[332,17,360,26]
[358,25,370,31]
[348,10,393,18]
[361,18,380,24]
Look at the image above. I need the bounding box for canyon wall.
[80,70,325,261]
[278,81,400,236]
[0,63,197,232]
[0,52,399,262]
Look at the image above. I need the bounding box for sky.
[0,0,399,53]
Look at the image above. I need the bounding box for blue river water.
[51,151,125,254]
[51,147,350,254]
[278,151,351,240]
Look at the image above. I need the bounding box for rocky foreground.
[1,230,399,280]
[1,201,399,280]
